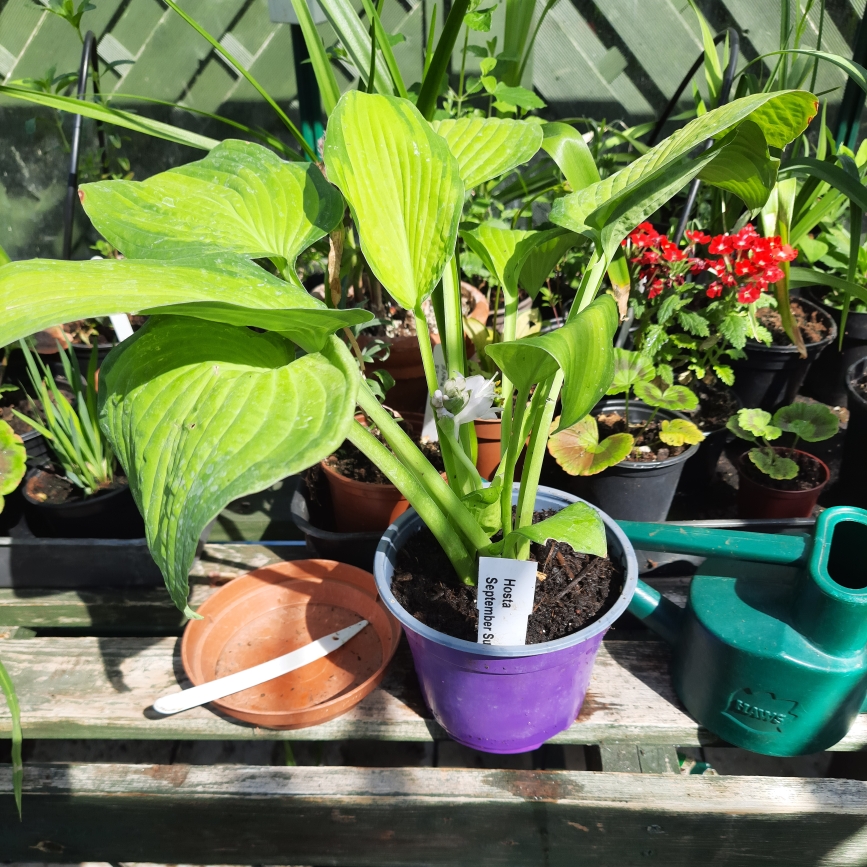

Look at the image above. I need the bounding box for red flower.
[775,244,798,262]
[709,235,733,255]
[738,284,762,304]
[647,279,664,299]
[689,257,706,273]
[662,245,686,262]
[751,251,775,270]
[763,265,785,283]
[706,282,723,299]
[706,258,728,275]
[720,271,737,287]
[734,260,754,276]
[685,230,711,244]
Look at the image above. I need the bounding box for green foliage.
[634,381,699,413]
[0,657,22,819]
[503,501,607,559]
[728,408,782,442]
[749,446,799,480]
[460,478,502,535]
[36,0,94,35]
[0,421,26,513]
[773,402,839,443]
[324,92,463,311]
[547,414,634,477]
[659,418,705,447]
[13,342,114,495]
[606,349,655,396]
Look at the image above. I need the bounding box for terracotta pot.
[474,418,503,481]
[320,459,412,532]
[736,449,829,519]
[180,559,401,729]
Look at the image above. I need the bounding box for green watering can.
[621,506,867,756]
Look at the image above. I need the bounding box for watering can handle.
[628,580,683,644]
[618,521,809,566]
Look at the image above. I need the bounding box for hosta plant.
[727,403,839,481]
[0,87,816,616]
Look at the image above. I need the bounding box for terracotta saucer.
[180,560,400,729]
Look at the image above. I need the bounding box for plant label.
[422,342,447,442]
[476,556,537,646]
[109,314,134,342]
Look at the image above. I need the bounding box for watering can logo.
[620,506,867,756]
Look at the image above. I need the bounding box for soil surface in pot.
[854,373,867,399]
[1,385,75,435]
[392,509,623,644]
[596,411,688,462]
[325,421,445,484]
[740,448,825,492]
[758,301,829,346]
[27,469,129,505]
[687,379,739,432]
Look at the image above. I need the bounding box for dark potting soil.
[757,301,829,346]
[0,386,76,436]
[392,509,623,644]
[26,470,128,505]
[687,379,739,432]
[855,373,867,399]
[596,411,687,462]
[740,448,825,492]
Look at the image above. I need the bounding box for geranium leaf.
[748,447,798,480]
[486,295,618,430]
[773,402,839,442]
[324,91,464,310]
[659,418,705,447]
[634,382,699,412]
[80,141,344,275]
[0,420,26,512]
[432,116,542,189]
[547,414,599,475]
[0,254,371,353]
[503,501,607,558]
[99,318,359,616]
[736,407,781,440]
[606,349,655,395]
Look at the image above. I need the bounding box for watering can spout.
[628,580,683,645]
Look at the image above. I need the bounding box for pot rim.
[737,447,830,495]
[291,477,384,543]
[373,485,639,658]
[805,285,867,318]
[846,358,867,409]
[23,467,130,511]
[745,296,838,352]
[595,398,701,470]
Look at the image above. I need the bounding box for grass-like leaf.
[0,657,22,819]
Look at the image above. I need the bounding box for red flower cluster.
[625,223,797,304]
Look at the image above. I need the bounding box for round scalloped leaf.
[547,415,598,476]
[736,408,781,440]
[634,381,699,412]
[0,419,26,503]
[659,418,705,447]
[585,433,634,474]
[606,349,655,395]
[748,447,799,480]
[773,402,839,443]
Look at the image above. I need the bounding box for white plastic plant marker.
[476,556,537,646]
[152,619,369,715]
[109,314,134,341]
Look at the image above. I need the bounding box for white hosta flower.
[431,374,500,438]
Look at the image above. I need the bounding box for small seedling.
[727,403,839,481]
[0,420,26,513]
[547,414,634,477]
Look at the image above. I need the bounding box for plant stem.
[499,289,519,457]
[456,24,469,117]
[356,382,491,553]
[572,250,609,317]
[441,256,467,379]
[348,422,475,583]
[413,304,440,396]
[500,384,530,538]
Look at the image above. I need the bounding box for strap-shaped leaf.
[551,91,817,256]
[486,295,618,430]
[80,141,344,271]
[100,319,359,616]
[432,117,542,189]
[0,254,371,353]
[323,92,464,310]
[519,232,581,299]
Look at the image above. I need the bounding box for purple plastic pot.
[373,486,639,754]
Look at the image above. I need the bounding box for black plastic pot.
[21,428,49,466]
[802,288,867,407]
[564,400,700,522]
[22,470,145,539]
[839,359,867,509]
[290,476,381,571]
[731,297,837,410]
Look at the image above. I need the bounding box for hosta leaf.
[748,447,798,481]
[607,348,655,395]
[659,418,705,447]
[0,420,26,512]
[547,415,633,476]
[541,122,600,192]
[773,402,839,442]
[503,501,607,558]
[486,295,618,430]
[432,117,542,189]
[519,232,581,299]
[550,91,817,257]
[0,254,371,353]
[460,477,503,535]
[634,381,699,412]
[100,318,359,615]
[324,92,463,310]
[80,141,344,273]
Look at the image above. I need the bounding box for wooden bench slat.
[1,636,865,749]
[2,763,867,865]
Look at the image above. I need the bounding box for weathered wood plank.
[0,635,864,749]
[3,763,867,866]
